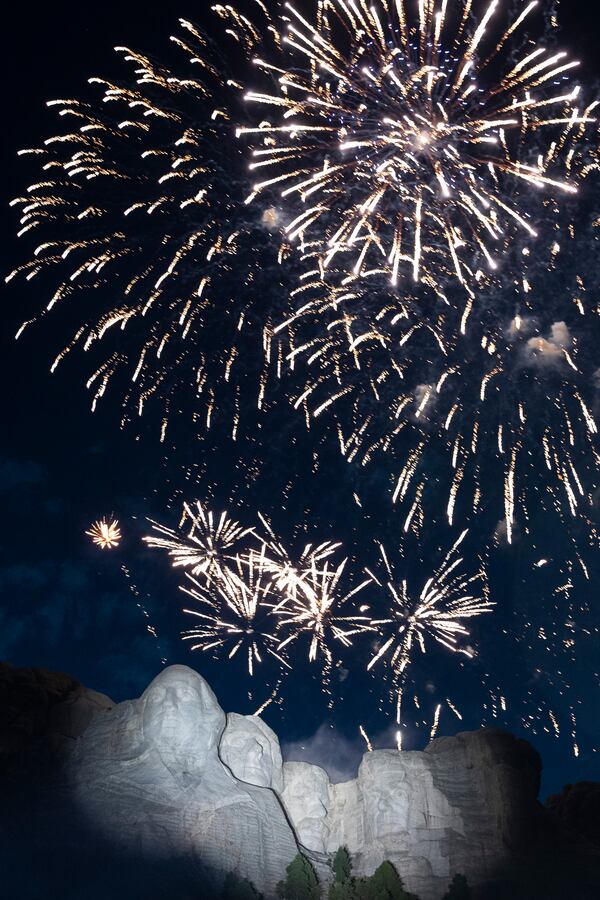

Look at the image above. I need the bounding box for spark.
[359,724,373,751]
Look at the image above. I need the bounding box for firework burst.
[6,11,293,441]
[241,0,594,290]
[181,547,290,678]
[255,512,342,598]
[144,500,254,582]
[366,530,493,722]
[86,516,122,549]
[276,554,372,692]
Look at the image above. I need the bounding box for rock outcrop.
[0,661,112,758]
[546,781,600,849]
[1,663,599,900]
[68,666,298,898]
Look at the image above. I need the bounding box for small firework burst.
[86,517,122,550]
[255,512,341,599]
[276,555,372,682]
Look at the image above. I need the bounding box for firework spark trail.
[276,554,373,696]
[366,530,493,722]
[86,516,122,549]
[241,0,593,291]
[181,547,290,677]
[144,500,254,582]
[254,511,342,598]
[276,168,600,554]
[487,554,600,757]
[6,11,293,441]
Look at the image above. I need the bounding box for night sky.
[2,0,600,799]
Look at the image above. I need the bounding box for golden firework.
[86,517,122,550]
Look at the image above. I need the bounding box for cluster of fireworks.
[8,1,599,746]
[143,500,492,715]
[241,0,590,290]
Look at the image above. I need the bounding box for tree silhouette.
[355,860,418,900]
[329,846,354,899]
[277,853,320,900]
[442,874,471,899]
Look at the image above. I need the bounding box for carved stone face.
[360,752,412,838]
[281,762,331,852]
[141,666,226,768]
[220,713,283,791]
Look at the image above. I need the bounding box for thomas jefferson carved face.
[220,714,283,791]
[141,666,226,767]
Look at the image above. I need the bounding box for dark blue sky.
[2,0,599,798]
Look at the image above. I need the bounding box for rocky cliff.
[1,663,599,899]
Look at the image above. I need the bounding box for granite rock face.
[2,663,599,900]
[324,730,542,900]
[0,661,113,759]
[68,666,298,898]
[274,730,544,899]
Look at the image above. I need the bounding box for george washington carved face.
[141,666,226,768]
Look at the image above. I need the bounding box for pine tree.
[277,853,321,900]
[354,861,417,900]
[329,846,354,900]
[332,847,352,885]
[442,874,471,900]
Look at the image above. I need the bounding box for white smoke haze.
[281,722,401,783]
[550,321,571,347]
[525,320,572,364]
[261,206,281,230]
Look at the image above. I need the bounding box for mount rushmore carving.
[2,663,599,899]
